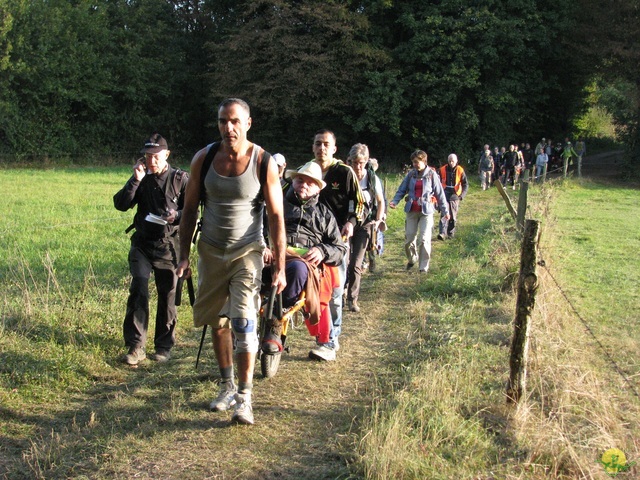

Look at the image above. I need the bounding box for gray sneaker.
[309,345,336,361]
[209,383,237,411]
[123,346,146,365]
[231,393,254,425]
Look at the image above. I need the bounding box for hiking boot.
[150,349,171,362]
[348,300,360,313]
[261,319,283,354]
[309,345,336,362]
[123,346,146,365]
[231,393,254,425]
[209,382,237,412]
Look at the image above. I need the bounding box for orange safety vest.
[439,165,464,196]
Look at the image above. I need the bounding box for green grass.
[1,166,639,479]
[356,172,640,478]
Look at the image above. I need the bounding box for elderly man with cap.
[261,161,347,353]
[437,153,468,240]
[113,133,189,365]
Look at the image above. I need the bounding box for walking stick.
[195,323,207,370]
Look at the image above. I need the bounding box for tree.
[349,0,589,163]
[203,0,387,159]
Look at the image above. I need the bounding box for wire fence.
[537,251,640,402]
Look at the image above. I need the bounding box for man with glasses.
[114,133,189,365]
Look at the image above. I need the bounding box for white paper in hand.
[145,213,168,225]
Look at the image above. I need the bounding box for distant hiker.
[177,98,286,426]
[478,148,494,191]
[113,134,189,365]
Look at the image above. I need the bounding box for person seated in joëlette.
[262,161,346,354]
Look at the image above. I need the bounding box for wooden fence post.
[495,180,517,220]
[507,219,540,404]
[516,172,529,234]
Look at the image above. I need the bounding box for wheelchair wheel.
[261,351,282,378]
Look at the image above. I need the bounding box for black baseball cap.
[141,133,168,154]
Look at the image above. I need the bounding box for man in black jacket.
[262,161,346,353]
[113,134,188,365]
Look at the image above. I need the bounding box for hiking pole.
[175,277,185,306]
[195,323,207,370]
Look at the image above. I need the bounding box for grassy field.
[1,162,639,479]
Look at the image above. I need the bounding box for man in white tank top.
[178,98,286,425]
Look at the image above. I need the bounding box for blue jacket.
[391,167,449,217]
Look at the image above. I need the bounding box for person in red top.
[389,150,448,273]
[438,153,468,240]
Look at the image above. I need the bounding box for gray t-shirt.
[200,145,265,250]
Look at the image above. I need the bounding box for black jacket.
[282,188,346,266]
[113,166,188,242]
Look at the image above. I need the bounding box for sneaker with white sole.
[309,345,336,361]
[231,393,254,425]
[209,382,237,411]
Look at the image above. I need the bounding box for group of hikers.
[113,97,470,426]
[477,137,587,190]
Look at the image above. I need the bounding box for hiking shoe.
[123,346,146,365]
[261,319,283,354]
[231,393,254,425]
[150,349,171,362]
[309,345,336,362]
[348,300,360,313]
[209,383,237,412]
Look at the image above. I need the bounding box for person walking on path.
[307,129,365,361]
[574,138,586,177]
[345,143,385,313]
[390,150,449,273]
[177,98,286,426]
[438,153,468,240]
[478,147,494,191]
[535,148,549,182]
[113,134,189,366]
[561,141,578,178]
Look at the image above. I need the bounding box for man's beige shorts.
[192,240,264,328]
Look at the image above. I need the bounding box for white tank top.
[200,145,264,250]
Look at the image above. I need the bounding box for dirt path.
[91,236,414,480]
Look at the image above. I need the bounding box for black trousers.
[123,238,178,351]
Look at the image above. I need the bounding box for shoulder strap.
[199,142,221,205]
[260,150,270,187]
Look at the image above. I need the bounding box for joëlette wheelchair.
[257,286,307,378]
[258,262,337,378]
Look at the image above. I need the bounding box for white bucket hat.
[285,161,326,189]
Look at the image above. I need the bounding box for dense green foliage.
[0,0,635,166]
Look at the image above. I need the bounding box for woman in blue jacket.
[389,150,449,273]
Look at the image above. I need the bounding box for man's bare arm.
[177,147,207,277]
[263,153,287,293]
